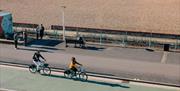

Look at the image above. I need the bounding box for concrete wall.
[0,0,180,34]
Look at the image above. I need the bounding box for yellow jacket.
[68,62,77,69]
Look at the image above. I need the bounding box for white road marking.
[130,82,180,90]
[161,52,169,63]
[0,88,16,91]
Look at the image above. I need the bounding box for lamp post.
[61,6,66,41]
[149,30,152,48]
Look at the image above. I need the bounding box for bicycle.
[64,65,88,81]
[29,61,51,75]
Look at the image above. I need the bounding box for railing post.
[100,32,102,45]
[148,32,152,48]
[175,39,179,50]
[123,32,127,47]
[76,28,79,38]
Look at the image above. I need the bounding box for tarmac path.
[0,43,180,86]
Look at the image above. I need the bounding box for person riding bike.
[68,57,82,75]
[33,50,46,71]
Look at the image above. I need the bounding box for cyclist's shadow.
[42,74,130,88]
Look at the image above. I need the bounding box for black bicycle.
[64,66,88,81]
[29,62,51,75]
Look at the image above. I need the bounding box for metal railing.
[13,24,180,51]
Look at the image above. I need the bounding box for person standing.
[14,32,18,49]
[40,24,45,39]
[23,30,28,46]
[36,24,41,40]
[78,36,85,48]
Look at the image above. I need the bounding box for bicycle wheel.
[64,73,69,78]
[79,72,88,81]
[64,70,75,79]
[64,70,70,77]
[43,67,51,75]
[29,65,37,73]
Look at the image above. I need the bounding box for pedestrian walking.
[40,24,44,39]
[14,32,18,49]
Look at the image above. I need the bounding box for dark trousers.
[40,34,43,39]
[71,67,77,75]
[14,40,18,48]
[24,38,27,46]
[79,41,85,48]
[36,33,39,40]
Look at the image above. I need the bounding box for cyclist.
[33,50,46,71]
[68,57,82,75]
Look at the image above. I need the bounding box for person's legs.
[82,41,85,47]
[33,60,41,70]
[14,40,17,49]
[42,33,44,39]
[71,67,77,75]
[40,33,42,39]
[37,61,43,70]
[39,61,44,67]
[24,36,27,46]
[36,33,39,40]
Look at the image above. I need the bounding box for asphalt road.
[0,42,180,86]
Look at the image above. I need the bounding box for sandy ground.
[0,0,180,34]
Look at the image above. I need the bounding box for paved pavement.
[0,40,180,86]
[0,65,179,91]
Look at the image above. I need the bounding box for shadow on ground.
[43,74,130,88]
[145,48,154,52]
[24,39,65,51]
[65,44,105,51]
[17,47,53,53]
[71,46,105,51]
[29,39,63,47]
[29,46,64,51]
